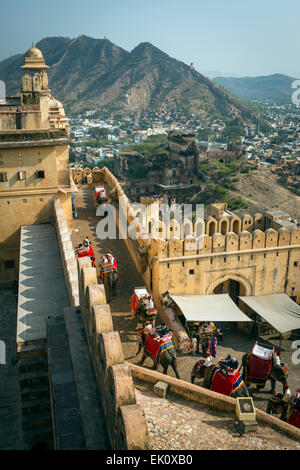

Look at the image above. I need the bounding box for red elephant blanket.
[77,245,96,267]
[208,365,244,396]
[98,261,118,283]
[288,389,300,429]
[144,333,174,366]
[243,344,273,386]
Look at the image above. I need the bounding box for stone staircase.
[18,340,53,449]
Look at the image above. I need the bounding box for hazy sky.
[1,0,299,77]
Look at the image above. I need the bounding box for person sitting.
[136,322,153,355]
[155,323,171,338]
[219,354,239,373]
[106,250,115,265]
[274,350,282,368]
[84,236,91,246]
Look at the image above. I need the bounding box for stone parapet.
[53,198,79,306]
[77,257,150,450]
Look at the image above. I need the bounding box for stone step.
[20,370,49,388]
[22,411,52,431]
[19,356,48,374]
[17,339,47,353]
[23,424,53,444]
[24,437,53,451]
[18,343,48,359]
[21,384,50,402]
[21,397,51,415]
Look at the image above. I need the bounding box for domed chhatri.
[21,43,49,71]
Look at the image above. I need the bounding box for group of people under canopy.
[188,321,223,358]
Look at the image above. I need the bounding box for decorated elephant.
[240,350,289,394]
[191,360,249,398]
[266,388,292,421]
[98,263,118,303]
[139,330,180,379]
[135,296,158,328]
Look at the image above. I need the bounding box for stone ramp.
[0,368,24,450]
[47,308,110,450]
[17,224,69,345]
[63,307,110,449]
[0,290,24,450]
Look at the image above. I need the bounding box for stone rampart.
[77,256,150,450]
[53,198,79,306]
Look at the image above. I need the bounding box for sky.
[0,0,299,78]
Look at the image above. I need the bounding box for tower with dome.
[0,44,75,280]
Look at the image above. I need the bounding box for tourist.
[191,332,197,356]
[210,335,218,358]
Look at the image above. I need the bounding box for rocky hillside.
[213,74,296,104]
[0,35,260,122]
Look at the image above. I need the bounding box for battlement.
[71,166,300,264]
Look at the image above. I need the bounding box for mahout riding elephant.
[99,266,118,303]
[266,388,292,421]
[240,352,289,394]
[135,296,157,328]
[191,360,249,398]
[139,331,180,379]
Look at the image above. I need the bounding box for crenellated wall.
[77,256,150,450]
[72,166,300,304]
[53,198,79,306]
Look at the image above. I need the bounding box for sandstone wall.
[53,198,79,306]
[77,256,150,450]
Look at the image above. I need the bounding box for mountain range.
[0,35,260,122]
[213,74,297,104]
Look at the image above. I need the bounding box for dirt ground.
[71,187,300,415]
[230,168,300,221]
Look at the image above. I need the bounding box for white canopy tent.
[239,294,300,334]
[170,294,253,323]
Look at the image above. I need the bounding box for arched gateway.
[206,275,252,305]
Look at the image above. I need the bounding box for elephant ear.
[196,359,205,370]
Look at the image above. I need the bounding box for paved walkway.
[135,386,300,450]
[71,188,300,417]
[63,307,110,449]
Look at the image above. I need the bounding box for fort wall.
[77,256,150,450]
[53,198,79,306]
[72,166,300,304]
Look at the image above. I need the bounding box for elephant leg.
[269,378,276,394]
[103,274,111,303]
[266,402,272,414]
[280,404,288,422]
[112,273,118,296]
[172,359,180,380]
[139,352,147,366]
[136,341,143,356]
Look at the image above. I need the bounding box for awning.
[170,294,253,323]
[239,294,300,334]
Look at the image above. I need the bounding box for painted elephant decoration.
[267,389,300,429]
[240,351,289,394]
[139,331,180,379]
[98,263,118,303]
[191,360,249,398]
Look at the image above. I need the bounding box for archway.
[207,274,251,305]
[213,279,246,305]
